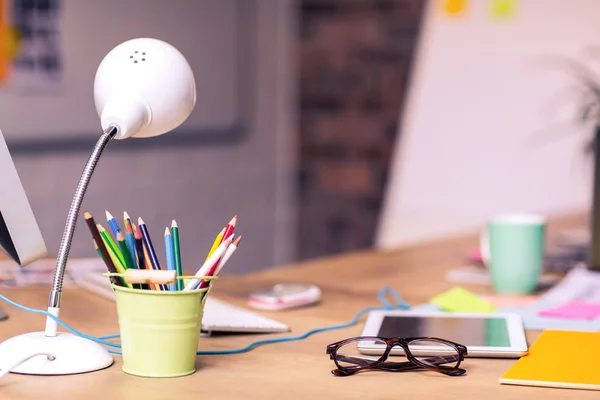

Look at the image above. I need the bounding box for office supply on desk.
[184,237,233,290]
[499,330,600,391]
[501,266,600,331]
[112,279,211,377]
[105,210,120,237]
[171,220,183,290]
[123,212,137,270]
[75,272,290,334]
[248,283,321,311]
[538,301,600,320]
[430,287,496,312]
[197,216,238,290]
[480,213,546,294]
[359,310,527,358]
[0,37,197,376]
[164,227,176,291]
[326,336,468,377]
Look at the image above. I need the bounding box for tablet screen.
[377,316,511,347]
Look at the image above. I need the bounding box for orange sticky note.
[441,0,467,16]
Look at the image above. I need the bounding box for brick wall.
[298,0,424,260]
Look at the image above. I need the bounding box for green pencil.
[117,231,141,289]
[171,220,183,290]
[98,224,125,266]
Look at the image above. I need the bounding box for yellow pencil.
[205,227,226,261]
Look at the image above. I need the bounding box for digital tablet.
[359,310,528,358]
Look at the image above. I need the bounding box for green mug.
[480,213,546,294]
[113,284,210,377]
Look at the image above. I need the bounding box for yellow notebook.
[499,330,600,391]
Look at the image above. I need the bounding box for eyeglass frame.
[325,336,468,377]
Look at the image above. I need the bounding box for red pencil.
[195,215,237,289]
[221,215,237,243]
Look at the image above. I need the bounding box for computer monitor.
[0,129,47,266]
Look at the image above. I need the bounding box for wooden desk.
[0,214,595,399]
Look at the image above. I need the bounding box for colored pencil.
[118,231,141,289]
[132,222,151,290]
[184,236,233,290]
[213,235,242,277]
[100,233,132,289]
[171,220,183,290]
[123,212,138,269]
[221,215,237,242]
[105,210,121,237]
[198,234,240,289]
[164,227,176,291]
[138,217,167,290]
[195,216,237,289]
[98,224,126,266]
[84,211,122,286]
[142,243,160,290]
[205,227,225,261]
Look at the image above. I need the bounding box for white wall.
[377,0,595,248]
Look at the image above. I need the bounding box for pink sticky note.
[538,301,600,320]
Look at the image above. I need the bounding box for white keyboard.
[202,297,290,335]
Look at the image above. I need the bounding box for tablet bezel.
[358,310,528,358]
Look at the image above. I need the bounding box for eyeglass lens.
[407,339,460,369]
[335,338,388,369]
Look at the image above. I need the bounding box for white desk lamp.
[0,37,196,375]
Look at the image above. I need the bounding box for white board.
[0,0,243,141]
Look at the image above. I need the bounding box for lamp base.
[0,332,113,375]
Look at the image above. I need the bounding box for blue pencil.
[123,212,138,269]
[105,210,121,237]
[138,217,167,290]
[164,227,176,291]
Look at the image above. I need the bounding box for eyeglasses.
[326,336,468,377]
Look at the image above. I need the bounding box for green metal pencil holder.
[111,278,213,378]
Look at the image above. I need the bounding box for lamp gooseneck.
[45,125,119,337]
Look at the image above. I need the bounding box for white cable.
[0,353,56,381]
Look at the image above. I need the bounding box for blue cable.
[0,286,411,356]
[0,294,121,350]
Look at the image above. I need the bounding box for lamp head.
[94,38,196,139]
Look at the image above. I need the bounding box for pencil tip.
[97,224,105,231]
[171,219,178,228]
[117,231,125,240]
[105,210,113,219]
[234,235,243,246]
[124,211,130,220]
[229,215,238,226]
[164,227,170,235]
[84,211,91,218]
[138,217,145,225]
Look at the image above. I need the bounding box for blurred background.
[1,0,595,274]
